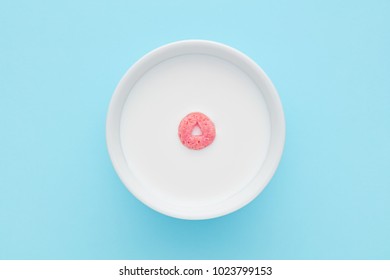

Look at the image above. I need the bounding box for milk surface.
[120,54,271,207]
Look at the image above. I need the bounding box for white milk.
[120,54,271,207]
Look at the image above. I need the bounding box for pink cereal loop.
[178,112,216,150]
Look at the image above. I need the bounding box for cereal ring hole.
[191,124,202,136]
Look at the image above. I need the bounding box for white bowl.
[106,40,285,220]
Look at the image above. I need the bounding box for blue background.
[1,0,389,259]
